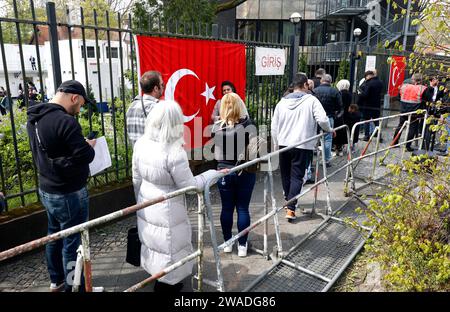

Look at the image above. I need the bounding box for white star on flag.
[200,83,216,105]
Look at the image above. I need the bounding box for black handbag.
[126,227,141,267]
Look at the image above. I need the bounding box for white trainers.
[49,282,64,292]
[224,243,233,253]
[238,243,248,257]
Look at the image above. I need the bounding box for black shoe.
[304,178,315,184]
[326,162,331,168]
[405,146,414,152]
[154,280,183,293]
[362,137,370,142]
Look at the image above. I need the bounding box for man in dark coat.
[313,74,343,166]
[358,70,384,141]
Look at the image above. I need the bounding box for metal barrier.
[344,110,428,195]
[0,110,430,292]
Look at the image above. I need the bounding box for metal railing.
[0,109,431,292]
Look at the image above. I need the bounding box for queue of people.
[22,66,450,294]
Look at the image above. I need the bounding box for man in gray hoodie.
[271,74,334,220]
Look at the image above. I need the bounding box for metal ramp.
[244,197,371,292]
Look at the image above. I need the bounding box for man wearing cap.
[26,80,96,292]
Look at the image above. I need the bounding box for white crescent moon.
[165,68,200,123]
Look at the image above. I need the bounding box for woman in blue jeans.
[212,92,257,257]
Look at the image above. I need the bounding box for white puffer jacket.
[132,138,217,285]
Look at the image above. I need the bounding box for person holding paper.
[133,100,220,292]
[26,80,96,292]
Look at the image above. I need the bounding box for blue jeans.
[324,117,334,163]
[218,171,256,246]
[39,187,89,291]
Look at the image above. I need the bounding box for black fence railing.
[0,1,447,213]
[0,1,293,212]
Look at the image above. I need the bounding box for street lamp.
[289,12,302,83]
[350,28,362,101]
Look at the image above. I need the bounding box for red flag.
[388,56,406,97]
[136,36,246,149]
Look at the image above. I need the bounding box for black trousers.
[279,147,313,211]
[423,118,438,151]
[392,115,420,148]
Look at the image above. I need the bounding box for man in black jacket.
[312,68,326,89]
[313,74,343,166]
[359,70,384,141]
[27,80,96,292]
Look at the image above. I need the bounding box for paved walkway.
[0,124,408,292]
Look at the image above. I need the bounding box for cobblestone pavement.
[0,122,410,292]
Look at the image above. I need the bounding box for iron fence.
[0,1,293,212]
[0,1,446,212]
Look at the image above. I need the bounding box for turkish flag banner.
[388,55,406,97]
[135,36,246,149]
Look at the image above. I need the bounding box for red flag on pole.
[135,36,246,149]
[387,55,406,97]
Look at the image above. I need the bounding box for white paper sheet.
[89,136,112,176]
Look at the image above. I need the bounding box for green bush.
[360,155,450,291]
[0,95,134,211]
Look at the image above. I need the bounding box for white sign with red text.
[255,47,286,76]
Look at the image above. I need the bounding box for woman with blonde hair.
[133,100,218,292]
[211,92,257,257]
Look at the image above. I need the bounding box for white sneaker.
[238,243,248,257]
[49,282,64,292]
[224,243,233,253]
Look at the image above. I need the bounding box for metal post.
[289,25,300,83]
[402,0,412,49]
[352,36,360,100]
[203,184,225,292]
[46,2,62,91]
[370,120,383,180]
[419,112,428,150]
[320,135,332,215]
[401,114,412,162]
[196,192,205,292]
[81,230,93,292]
[71,246,84,292]
[212,23,219,39]
[263,175,269,258]
[311,145,320,214]
[267,157,282,257]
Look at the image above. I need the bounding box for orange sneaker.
[285,209,296,220]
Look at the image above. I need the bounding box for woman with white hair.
[132,100,219,292]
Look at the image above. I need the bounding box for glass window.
[260,21,280,41]
[327,20,347,43]
[260,0,282,19]
[282,0,303,20]
[237,20,257,41]
[236,0,260,19]
[304,0,319,19]
[106,47,118,59]
[81,46,95,58]
[304,21,324,46]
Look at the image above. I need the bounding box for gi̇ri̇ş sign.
[255,47,286,76]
